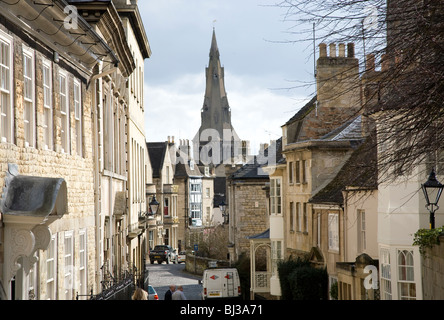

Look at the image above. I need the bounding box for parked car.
[177,251,186,264]
[147,285,158,300]
[170,249,178,264]
[149,245,175,264]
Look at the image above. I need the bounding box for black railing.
[76,262,148,300]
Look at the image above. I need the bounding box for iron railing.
[76,261,148,300]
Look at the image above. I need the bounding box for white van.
[201,268,241,300]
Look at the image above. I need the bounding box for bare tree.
[273,0,444,183]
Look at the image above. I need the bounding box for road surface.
[146,262,203,300]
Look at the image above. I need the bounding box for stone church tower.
[193,29,245,166]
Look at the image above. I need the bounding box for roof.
[147,142,167,178]
[309,134,378,205]
[230,138,283,180]
[113,0,152,59]
[284,96,317,126]
[230,161,266,180]
[321,115,363,141]
[247,228,270,240]
[174,159,202,178]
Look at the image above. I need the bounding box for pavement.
[146,262,203,300]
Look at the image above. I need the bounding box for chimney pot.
[329,43,336,57]
[319,43,327,57]
[338,43,345,57]
[347,43,355,58]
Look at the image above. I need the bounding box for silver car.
[177,251,186,264]
[147,285,158,300]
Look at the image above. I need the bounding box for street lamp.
[148,195,160,216]
[219,200,228,224]
[421,168,444,229]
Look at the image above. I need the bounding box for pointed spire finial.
[210,26,219,59]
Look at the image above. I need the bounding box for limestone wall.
[422,235,444,300]
[0,25,95,299]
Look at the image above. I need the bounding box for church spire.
[210,27,219,59]
[193,28,241,166]
[200,28,230,130]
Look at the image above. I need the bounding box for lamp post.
[148,195,159,216]
[421,168,444,229]
[219,200,228,224]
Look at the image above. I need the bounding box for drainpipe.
[92,61,103,294]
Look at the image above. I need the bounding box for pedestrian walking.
[164,284,176,300]
[132,287,148,300]
[171,285,187,300]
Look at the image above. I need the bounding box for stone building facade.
[0,1,118,299]
[147,139,179,252]
[226,161,270,263]
[0,0,151,300]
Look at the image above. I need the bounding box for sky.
[139,0,316,154]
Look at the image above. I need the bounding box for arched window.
[397,250,416,300]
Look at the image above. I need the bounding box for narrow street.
[146,262,203,300]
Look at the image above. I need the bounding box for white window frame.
[397,249,416,300]
[380,247,392,300]
[189,178,202,222]
[328,213,339,252]
[42,58,53,150]
[59,70,70,154]
[270,178,282,215]
[64,230,74,300]
[46,234,58,300]
[74,79,82,157]
[0,30,13,143]
[79,229,87,299]
[23,46,35,148]
[271,240,283,277]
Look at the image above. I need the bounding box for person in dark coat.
[164,284,176,300]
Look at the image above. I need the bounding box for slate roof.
[174,160,202,178]
[230,138,283,180]
[321,115,363,141]
[147,142,167,179]
[284,96,317,125]
[309,134,378,205]
[247,228,270,240]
